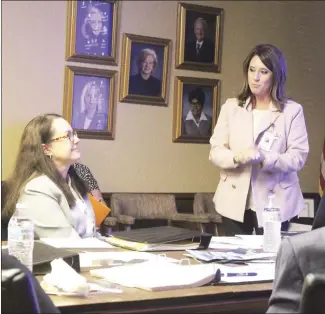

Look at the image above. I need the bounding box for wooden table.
[46,250,273,314]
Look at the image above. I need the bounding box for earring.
[47,153,52,159]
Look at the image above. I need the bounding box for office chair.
[193,193,223,236]
[299,273,325,313]
[110,193,210,232]
[2,253,60,314]
[2,268,41,313]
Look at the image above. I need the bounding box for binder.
[32,242,80,275]
[87,193,111,227]
[105,226,212,251]
[2,242,80,275]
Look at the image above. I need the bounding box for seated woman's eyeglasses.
[50,130,78,142]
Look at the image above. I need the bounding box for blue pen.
[221,272,257,277]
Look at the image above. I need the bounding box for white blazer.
[209,97,309,225]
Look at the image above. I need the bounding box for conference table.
[47,250,273,314]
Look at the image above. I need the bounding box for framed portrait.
[63,65,117,140]
[65,0,119,65]
[119,33,171,106]
[173,76,221,144]
[175,2,224,73]
[290,192,321,225]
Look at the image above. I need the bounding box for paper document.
[209,235,263,250]
[40,237,115,249]
[79,251,178,270]
[186,249,276,263]
[90,259,217,291]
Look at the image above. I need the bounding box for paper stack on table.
[186,248,275,263]
[90,259,217,291]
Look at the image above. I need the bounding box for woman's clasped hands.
[234,146,265,165]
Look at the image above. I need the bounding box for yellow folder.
[87,193,111,227]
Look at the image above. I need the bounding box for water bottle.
[7,203,34,272]
[262,193,281,253]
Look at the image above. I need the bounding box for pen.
[221,272,257,277]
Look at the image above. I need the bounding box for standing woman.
[209,44,309,236]
[3,114,96,239]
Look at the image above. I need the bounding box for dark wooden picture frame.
[175,2,224,73]
[173,76,221,144]
[119,33,171,106]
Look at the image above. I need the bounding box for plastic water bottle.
[7,203,34,272]
[262,193,281,253]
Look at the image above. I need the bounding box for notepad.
[88,193,111,227]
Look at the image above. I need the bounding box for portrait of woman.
[128,44,164,97]
[173,76,220,144]
[71,76,109,131]
[181,85,213,137]
[75,1,114,57]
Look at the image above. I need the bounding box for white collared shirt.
[185,110,208,127]
[196,40,203,49]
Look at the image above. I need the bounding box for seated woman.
[3,113,96,239]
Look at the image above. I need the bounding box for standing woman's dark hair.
[237,44,288,110]
[3,114,87,217]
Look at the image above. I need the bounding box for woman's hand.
[234,147,264,165]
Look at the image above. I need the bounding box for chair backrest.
[110,193,178,220]
[193,193,216,216]
[2,268,41,313]
[300,273,325,313]
[2,253,60,314]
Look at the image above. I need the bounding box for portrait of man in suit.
[128,46,163,97]
[184,17,215,63]
[71,78,109,131]
[182,86,213,137]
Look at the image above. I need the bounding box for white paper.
[42,258,89,296]
[209,235,263,250]
[79,251,178,270]
[40,237,115,249]
[90,260,217,291]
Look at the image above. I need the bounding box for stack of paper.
[208,235,263,250]
[186,249,275,263]
[90,260,217,291]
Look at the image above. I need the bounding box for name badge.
[259,132,277,151]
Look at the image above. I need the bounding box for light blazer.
[209,98,309,225]
[267,227,325,313]
[18,175,95,239]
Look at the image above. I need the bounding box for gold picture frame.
[173,76,221,144]
[175,2,224,73]
[65,0,119,65]
[119,33,171,106]
[63,65,117,140]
